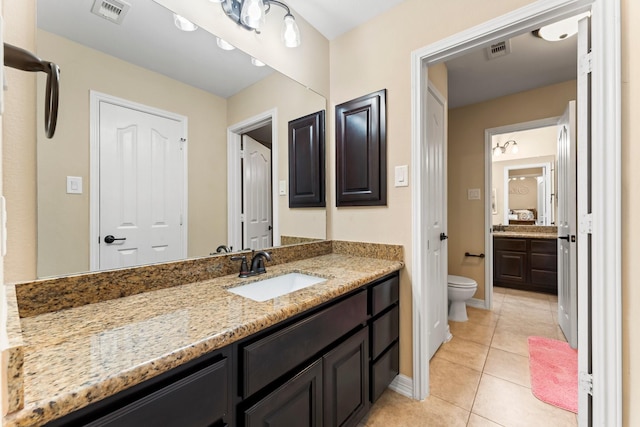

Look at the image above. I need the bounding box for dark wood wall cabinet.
[49,273,400,427]
[335,89,387,207]
[494,237,557,294]
[288,110,326,208]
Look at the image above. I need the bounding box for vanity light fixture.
[216,37,236,51]
[533,12,590,41]
[492,140,519,156]
[173,13,198,31]
[221,0,301,48]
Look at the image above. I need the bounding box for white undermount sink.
[228,272,327,302]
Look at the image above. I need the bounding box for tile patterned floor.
[358,287,578,427]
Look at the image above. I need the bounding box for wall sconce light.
[221,0,301,48]
[493,140,519,156]
[532,12,590,42]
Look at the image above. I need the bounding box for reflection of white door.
[536,177,546,225]
[426,85,448,359]
[557,100,577,348]
[242,135,272,250]
[98,101,186,270]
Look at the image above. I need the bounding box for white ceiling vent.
[486,40,512,60]
[91,0,131,25]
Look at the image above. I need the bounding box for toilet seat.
[447,274,477,288]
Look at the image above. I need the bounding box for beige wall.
[329,0,536,378]
[227,72,327,241]
[621,0,639,424]
[34,31,228,279]
[155,0,330,97]
[448,80,576,299]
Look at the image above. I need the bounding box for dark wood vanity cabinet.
[494,237,557,294]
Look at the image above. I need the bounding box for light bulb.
[173,14,198,32]
[281,14,301,48]
[241,0,265,30]
[251,57,266,67]
[511,143,519,154]
[216,37,235,51]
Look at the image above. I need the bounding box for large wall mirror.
[491,125,558,227]
[28,0,326,280]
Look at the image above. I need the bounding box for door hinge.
[579,371,593,396]
[239,149,244,159]
[579,52,592,76]
[579,213,593,234]
[240,213,245,222]
[179,137,186,151]
[180,214,183,226]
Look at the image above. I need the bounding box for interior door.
[426,85,448,359]
[242,135,272,250]
[99,101,185,270]
[557,100,577,348]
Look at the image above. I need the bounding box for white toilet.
[447,275,478,322]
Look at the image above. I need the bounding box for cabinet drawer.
[531,239,557,254]
[242,290,367,398]
[370,341,399,403]
[493,238,527,251]
[370,305,399,360]
[530,252,557,272]
[531,269,558,287]
[86,357,229,427]
[370,274,399,317]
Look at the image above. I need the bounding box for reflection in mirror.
[491,125,558,227]
[29,0,326,280]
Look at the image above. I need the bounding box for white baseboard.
[388,374,413,399]
[467,298,487,309]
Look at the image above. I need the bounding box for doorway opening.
[227,109,279,251]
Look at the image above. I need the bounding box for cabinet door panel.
[370,341,399,403]
[288,111,326,208]
[370,305,399,360]
[244,359,323,427]
[370,275,399,317]
[494,250,527,283]
[323,328,369,427]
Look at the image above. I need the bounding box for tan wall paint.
[3,0,37,283]
[34,31,228,279]
[154,0,330,97]
[329,0,535,378]
[621,0,639,424]
[227,72,327,241]
[448,80,576,299]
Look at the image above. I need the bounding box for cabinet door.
[288,110,326,208]
[323,328,369,427]
[244,359,323,427]
[494,250,528,284]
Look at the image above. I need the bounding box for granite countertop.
[493,231,558,239]
[3,253,403,427]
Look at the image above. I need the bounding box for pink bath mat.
[528,336,578,413]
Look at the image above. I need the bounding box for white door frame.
[227,109,279,250]
[411,1,621,425]
[89,91,189,271]
[483,117,559,310]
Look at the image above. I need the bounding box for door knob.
[440,233,448,241]
[104,235,126,244]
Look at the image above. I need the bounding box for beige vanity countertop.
[4,254,403,427]
[493,231,558,239]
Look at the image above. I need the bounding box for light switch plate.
[394,165,409,187]
[468,188,481,200]
[279,180,287,196]
[67,176,83,194]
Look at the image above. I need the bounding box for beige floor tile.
[490,327,531,357]
[359,389,469,427]
[430,358,482,410]
[467,413,503,426]
[493,286,507,294]
[495,317,559,339]
[483,347,531,387]
[499,302,555,325]
[505,288,551,301]
[502,294,552,312]
[466,307,500,327]
[472,374,577,427]
[449,321,496,346]
[435,336,489,372]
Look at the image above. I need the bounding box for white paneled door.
[426,85,448,359]
[99,101,185,270]
[242,135,272,250]
[557,100,577,349]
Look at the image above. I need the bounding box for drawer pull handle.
[464,252,485,258]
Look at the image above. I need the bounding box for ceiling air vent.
[91,0,131,25]
[485,40,511,60]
